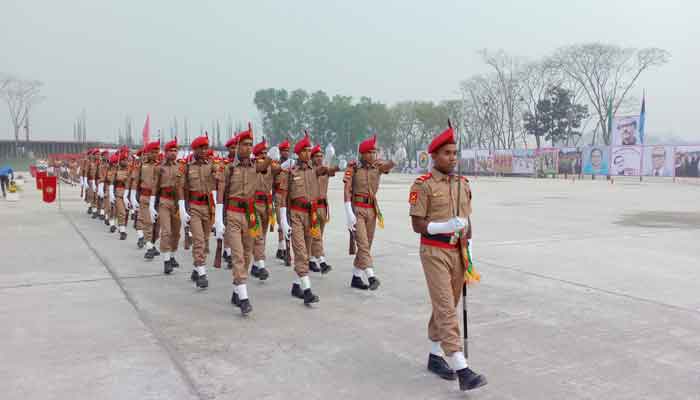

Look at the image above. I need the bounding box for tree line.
[255,43,669,160]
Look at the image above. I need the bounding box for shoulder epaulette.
[414,173,432,184]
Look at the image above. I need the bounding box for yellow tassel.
[310,226,321,239]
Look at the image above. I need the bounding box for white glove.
[212,190,218,205]
[109,185,115,204]
[280,207,291,239]
[281,158,296,169]
[149,196,158,221]
[130,191,139,210]
[427,217,467,235]
[97,182,105,198]
[344,202,356,231]
[90,180,96,191]
[214,203,225,239]
[123,191,130,209]
[178,199,191,223]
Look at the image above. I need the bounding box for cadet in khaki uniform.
[343,136,394,291]
[113,149,131,240]
[278,134,331,305]
[81,150,92,210]
[178,135,221,289]
[106,154,119,231]
[154,139,182,274]
[222,135,238,267]
[408,126,486,392]
[129,149,145,248]
[88,151,100,218]
[250,139,280,279]
[218,128,272,315]
[309,144,338,274]
[274,139,291,261]
[95,150,110,221]
[133,141,161,259]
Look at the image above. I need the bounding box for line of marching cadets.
[74,124,488,392]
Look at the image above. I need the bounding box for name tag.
[432,192,444,197]
[293,176,301,181]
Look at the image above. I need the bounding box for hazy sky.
[1,0,698,143]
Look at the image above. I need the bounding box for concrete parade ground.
[1,174,699,400]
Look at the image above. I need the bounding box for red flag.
[142,114,151,145]
[42,175,57,203]
[36,171,47,190]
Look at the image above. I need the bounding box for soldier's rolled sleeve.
[409,182,428,218]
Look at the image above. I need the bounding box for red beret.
[358,135,377,154]
[294,134,312,155]
[427,126,455,154]
[236,130,253,144]
[278,140,290,151]
[253,139,268,156]
[164,139,178,151]
[225,136,238,148]
[191,135,209,150]
[144,140,160,153]
[118,151,129,161]
[206,148,214,157]
[109,154,118,164]
[311,144,322,156]
[101,150,109,156]
[135,148,143,156]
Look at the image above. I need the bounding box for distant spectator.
[0,166,14,198]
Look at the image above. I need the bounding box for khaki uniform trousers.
[158,198,181,253]
[290,209,312,277]
[353,205,376,269]
[225,210,253,284]
[189,204,211,267]
[137,195,154,242]
[420,243,465,356]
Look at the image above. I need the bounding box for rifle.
[348,230,356,255]
[452,118,470,359]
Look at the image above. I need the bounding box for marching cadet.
[274,139,291,261]
[106,153,119,232]
[222,135,238,268]
[81,150,92,210]
[408,126,486,391]
[250,138,279,280]
[154,139,182,274]
[218,127,272,315]
[343,135,394,291]
[132,140,161,260]
[309,144,338,274]
[129,148,144,247]
[278,134,332,305]
[88,150,100,218]
[178,135,221,290]
[96,150,110,221]
[113,149,131,240]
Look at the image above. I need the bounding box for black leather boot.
[320,262,332,274]
[291,283,304,299]
[456,367,487,391]
[163,259,173,274]
[427,354,456,380]
[170,257,179,268]
[231,289,240,306]
[303,289,319,305]
[250,264,261,278]
[309,261,321,273]
[137,237,145,249]
[368,277,381,291]
[190,269,199,282]
[196,274,208,289]
[351,276,369,290]
[239,298,252,315]
[110,225,117,233]
[257,268,269,281]
[119,232,127,240]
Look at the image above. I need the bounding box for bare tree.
[0,75,43,156]
[550,43,670,144]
